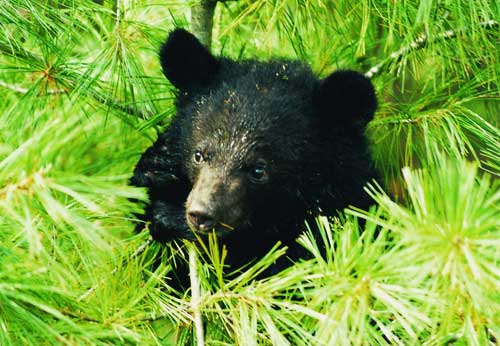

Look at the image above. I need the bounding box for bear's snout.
[186,201,216,232]
[185,166,244,236]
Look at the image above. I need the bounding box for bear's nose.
[187,210,216,232]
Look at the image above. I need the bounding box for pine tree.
[0,0,498,345]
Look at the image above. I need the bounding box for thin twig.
[0,76,151,118]
[0,80,28,93]
[0,80,65,94]
[365,20,499,79]
[116,0,121,27]
[189,244,205,346]
[61,308,101,323]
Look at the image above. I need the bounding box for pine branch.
[84,84,152,120]
[77,237,153,302]
[365,20,499,78]
[0,45,151,119]
[0,77,151,119]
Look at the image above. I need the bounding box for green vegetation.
[0,0,498,345]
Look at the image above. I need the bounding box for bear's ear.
[314,70,377,129]
[160,29,220,91]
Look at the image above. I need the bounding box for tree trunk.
[191,0,217,50]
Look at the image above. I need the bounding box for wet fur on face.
[179,65,319,237]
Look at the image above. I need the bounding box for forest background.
[0,0,499,345]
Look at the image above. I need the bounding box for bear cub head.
[155,28,377,242]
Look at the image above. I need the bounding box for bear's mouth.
[187,218,236,237]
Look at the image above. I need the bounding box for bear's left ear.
[314,70,377,129]
[160,28,220,91]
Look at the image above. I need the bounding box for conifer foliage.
[0,0,498,345]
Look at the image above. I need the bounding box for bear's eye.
[249,161,268,183]
[193,150,204,164]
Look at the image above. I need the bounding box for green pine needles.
[350,157,500,345]
[0,0,499,345]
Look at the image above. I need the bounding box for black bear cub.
[132,29,377,286]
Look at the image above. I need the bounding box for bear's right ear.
[160,29,220,91]
[314,70,377,130]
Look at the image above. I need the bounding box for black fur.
[314,70,377,128]
[160,28,219,91]
[132,29,377,289]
